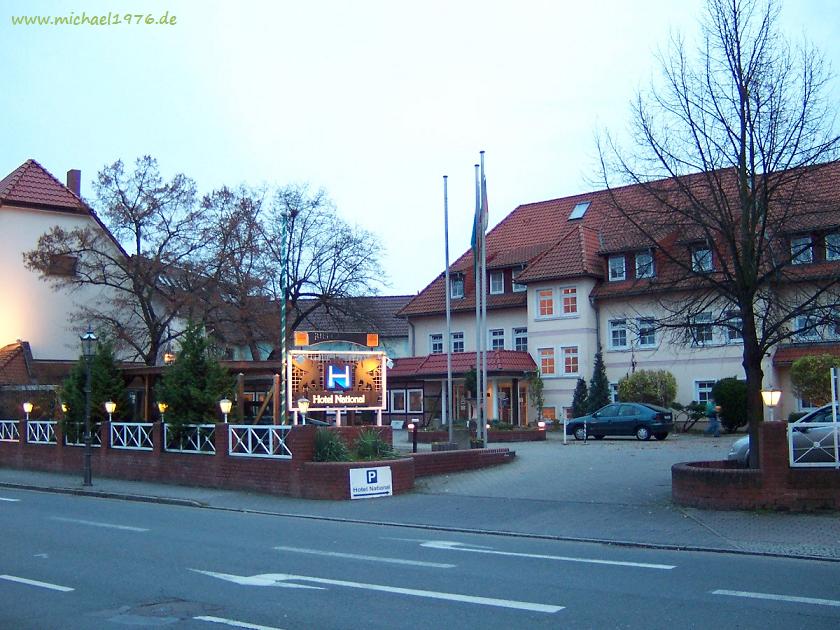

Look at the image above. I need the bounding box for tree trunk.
[742,333,765,468]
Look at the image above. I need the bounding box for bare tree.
[24,156,213,365]
[599,0,840,466]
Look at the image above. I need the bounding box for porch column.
[491,379,499,420]
[335,409,342,427]
[512,378,520,426]
[376,408,382,426]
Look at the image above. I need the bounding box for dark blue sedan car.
[566,402,674,441]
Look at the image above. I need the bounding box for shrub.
[711,377,748,433]
[617,370,677,407]
[790,354,840,406]
[587,351,611,413]
[314,429,350,462]
[571,378,588,418]
[354,428,395,460]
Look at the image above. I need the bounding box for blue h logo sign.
[366,469,378,484]
[327,364,351,390]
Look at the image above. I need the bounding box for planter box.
[431,441,458,452]
[487,429,546,443]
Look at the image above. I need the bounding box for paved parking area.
[410,431,739,506]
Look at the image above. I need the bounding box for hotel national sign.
[287,350,387,412]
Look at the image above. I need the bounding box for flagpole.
[474,163,483,437]
[480,150,488,444]
[444,175,453,443]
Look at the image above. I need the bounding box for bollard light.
[407,422,418,453]
[219,398,233,423]
[104,401,116,423]
[538,421,546,430]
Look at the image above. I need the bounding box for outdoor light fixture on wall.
[219,398,233,423]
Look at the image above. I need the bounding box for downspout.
[407,318,416,356]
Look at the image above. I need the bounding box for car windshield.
[797,404,840,424]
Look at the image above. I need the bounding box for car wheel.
[594,434,605,440]
[574,426,587,441]
[653,432,668,440]
[635,426,651,441]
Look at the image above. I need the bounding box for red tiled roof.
[0,342,30,385]
[773,343,840,367]
[0,159,88,213]
[389,350,536,379]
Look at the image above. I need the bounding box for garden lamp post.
[297,397,310,425]
[23,401,33,422]
[219,398,233,423]
[158,401,168,423]
[761,386,782,422]
[280,209,298,425]
[80,326,97,486]
[104,401,116,423]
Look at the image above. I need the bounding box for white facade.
[0,203,111,361]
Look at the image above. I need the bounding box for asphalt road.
[2,487,840,629]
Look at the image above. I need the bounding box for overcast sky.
[3,0,838,295]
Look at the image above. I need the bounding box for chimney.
[66,169,81,196]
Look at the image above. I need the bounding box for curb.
[4,481,839,563]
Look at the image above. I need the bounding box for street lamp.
[297,396,310,425]
[104,401,116,423]
[219,398,233,423]
[280,209,298,425]
[761,386,782,422]
[157,401,168,422]
[80,326,97,487]
[23,401,33,422]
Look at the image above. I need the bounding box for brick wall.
[413,448,515,477]
[672,422,840,511]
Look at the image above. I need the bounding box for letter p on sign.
[366,469,378,484]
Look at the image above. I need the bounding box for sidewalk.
[2,431,839,562]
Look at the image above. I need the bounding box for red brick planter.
[301,456,414,500]
[672,423,840,511]
[487,429,546,443]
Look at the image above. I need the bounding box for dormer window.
[512,266,526,292]
[450,274,464,299]
[635,250,654,279]
[691,246,713,273]
[791,236,813,264]
[489,271,504,295]
[827,233,840,261]
[608,255,626,281]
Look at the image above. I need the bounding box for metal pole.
[444,175,453,443]
[474,163,482,439]
[480,151,488,445]
[280,211,289,424]
[83,357,92,486]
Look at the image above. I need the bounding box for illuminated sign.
[326,364,351,390]
[293,331,380,347]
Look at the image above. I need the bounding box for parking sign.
[349,466,393,499]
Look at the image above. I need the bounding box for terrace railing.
[228,424,292,459]
[26,420,57,445]
[63,422,102,448]
[111,422,154,451]
[789,422,840,468]
[0,420,20,442]
[164,423,216,454]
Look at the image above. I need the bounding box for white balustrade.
[111,422,154,451]
[164,423,216,454]
[26,420,57,445]
[228,425,292,459]
[0,420,20,442]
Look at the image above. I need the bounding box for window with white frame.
[695,380,715,404]
[512,266,527,292]
[795,314,820,340]
[637,318,656,347]
[537,288,554,317]
[562,346,579,375]
[429,334,443,354]
[450,275,464,299]
[635,250,654,279]
[538,348,556,375]
[390,389,407,413]
[407,388,424,413]
[790,236,813,264]
[513,327,528,352]
[489,271,504,294]
[609,383,619,403]
[827,233,840,261]
[489,328,505,350]
[725,312,743,343]
[562,287,578,315]
[691,246,713,272]
[608,255,626,281]
[797,397,818,411]
[691,313,714,345]
[450,331,465,353]
[609,319,628,349]
[541,406,557,421]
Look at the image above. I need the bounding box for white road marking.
[419,540,675,570]
[194,615,285,630]
[50,516,148,532]
[34,553,49,559]
[0,497,21,502]
[274,545,455,568]
[191,569,563,613]
[0,574,74,592]
[713,589,840,608]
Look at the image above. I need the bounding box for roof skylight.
[569,201,590,220]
